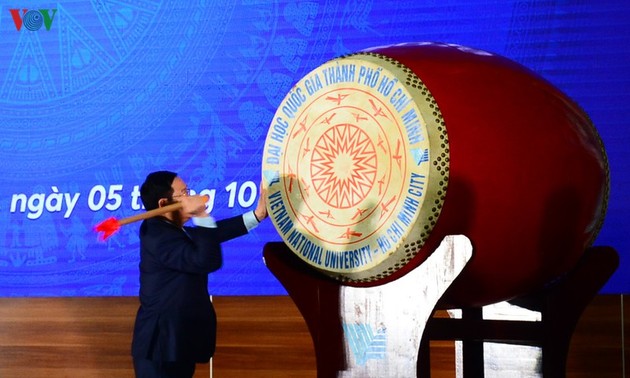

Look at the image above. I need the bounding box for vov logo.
[9,9,58,31]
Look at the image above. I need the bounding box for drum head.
[262,53,449,283]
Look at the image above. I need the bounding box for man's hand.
[254,182,268,222]
[180,195,209,218]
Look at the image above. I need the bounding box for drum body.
[262,42,609,308]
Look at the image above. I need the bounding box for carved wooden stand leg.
[419,246,619,377]
[263,235,473,377]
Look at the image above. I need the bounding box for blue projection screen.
[0,1,628,297]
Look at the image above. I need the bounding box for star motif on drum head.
[311,123,377,209]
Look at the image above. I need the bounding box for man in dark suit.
[131,171,267,377]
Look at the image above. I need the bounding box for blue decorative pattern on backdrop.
[0,0,628,296]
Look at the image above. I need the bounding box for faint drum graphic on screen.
[0,1,235,181]
[262,53,449,283]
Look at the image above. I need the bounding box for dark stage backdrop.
[0,1,628,297]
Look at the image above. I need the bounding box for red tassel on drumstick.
[94,195,209,241]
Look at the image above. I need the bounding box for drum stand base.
[264,239,618,377]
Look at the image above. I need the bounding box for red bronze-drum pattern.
[360,43,609,308]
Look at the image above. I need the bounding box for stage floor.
[0,295,626,377]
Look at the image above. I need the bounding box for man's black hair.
[140,171,177,211]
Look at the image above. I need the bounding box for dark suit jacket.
[131,215,248,363]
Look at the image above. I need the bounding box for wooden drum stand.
[263,238,618,377]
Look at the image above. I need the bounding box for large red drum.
[262,42,609,308]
